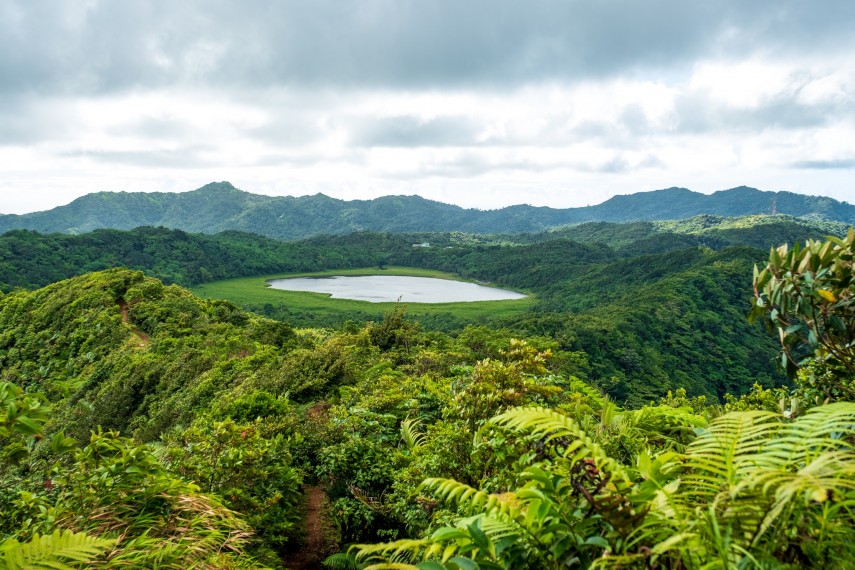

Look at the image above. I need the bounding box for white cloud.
[1,2,854,214]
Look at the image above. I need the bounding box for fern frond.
[747,450,855,546]
[681,410,783,496]
[0,529,115,570]
[420,479,520,520]
[401,418,427,450]
[774,402,855,464]
[476,515,525,542]
[354,532,493,568]
[666,404,855,559]
[625,405,707,450]
[490,407,631,483]
[353,538,435,564]
[324,551,365,569]
[353,509,529,569]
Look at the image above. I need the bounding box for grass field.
[191,266,534,329]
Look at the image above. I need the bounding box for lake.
[266,275,527,303]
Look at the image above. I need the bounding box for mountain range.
[2,182,852,240]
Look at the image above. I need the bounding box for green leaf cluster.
[751,228,855,402]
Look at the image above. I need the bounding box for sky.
[1,1,854,215]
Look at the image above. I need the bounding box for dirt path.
[118,300,150,348]
[283,486,329,570]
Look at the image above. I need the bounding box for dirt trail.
[118,300,150,347]
[283,486,329,570]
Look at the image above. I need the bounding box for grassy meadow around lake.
[191,266,534,329]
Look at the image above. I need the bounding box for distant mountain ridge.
[1,182,852,240]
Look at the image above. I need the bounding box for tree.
[751,228,855,402]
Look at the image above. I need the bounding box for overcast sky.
[1,1,853,214]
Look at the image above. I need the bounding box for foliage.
[751,228,855,402]
[0,382,49,467]
[3,223,853,568]
[351,403,855,569]
[160,417,304,548]
[199,242,785,405]
[22,430,255,568]
[621,402,855,568]
[1,210,824,405]
[0,529,115,570]
[0,269,297,442]
[0,225,383,291]
[720,382,795,414]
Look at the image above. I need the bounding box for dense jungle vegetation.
[0,213,847,292]
[1,214,844,405]
[1,222,853,569]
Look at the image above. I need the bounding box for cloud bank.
[1,1,853,213]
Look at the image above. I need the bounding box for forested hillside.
[0,226,377,291]
[2,181,853,239]
[2,228,854,568]
[0,208,852,568]
[0,220,808,404]
[0,213,845,292]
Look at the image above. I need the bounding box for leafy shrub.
[160,417,304,549]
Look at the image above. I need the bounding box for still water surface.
[266,275,526,303]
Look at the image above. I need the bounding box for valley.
[192,267,534,329]
[4,3,854,567]
[1,187,853,569]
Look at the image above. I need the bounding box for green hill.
[1,216,841,405]
[1,182,852,239]
[1,248,849,567]
[1,213,847,293]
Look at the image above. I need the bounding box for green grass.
[192,267,534,329]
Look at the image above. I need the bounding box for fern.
[680,410,782,497]
[357,404,855,569]
[353,537,437,566]
[401,418,427,450]
[0,529,115,570]
[490,407,632,484]
[772,402,855,463]
[420,479,520,521]
[634,403,855,568]
[355,517,522,570]
[624,405,707,450]
[324,550,366,569]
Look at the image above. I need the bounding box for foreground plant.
[751,228,855,402]
[1,380,261,569]
[0,529,114,570]
[350,402,855,569]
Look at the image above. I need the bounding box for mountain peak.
[714,186,762,195]
[1,184,852,239]
[193,181,239,194]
